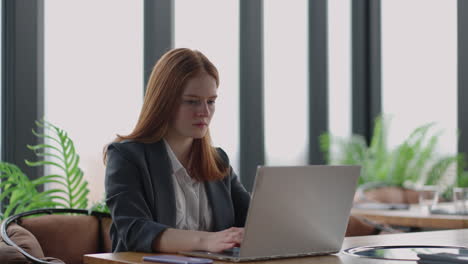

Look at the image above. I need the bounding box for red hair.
[104,48,228,181]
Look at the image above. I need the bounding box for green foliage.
[24,120,90,209]
[0,120,110,220]
[320,116,463,189]
[88,195,110,214]
[0,162,61,220]
[320,116,391,185]
[456,155,468,188]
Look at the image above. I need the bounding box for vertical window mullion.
[240,0,264,192]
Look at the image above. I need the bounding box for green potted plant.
[0,162,58,219]
[0,119,108,221]
[320,116,464,204]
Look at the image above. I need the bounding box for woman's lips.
[193,123,207,128]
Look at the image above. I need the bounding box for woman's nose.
[196,102,210,116]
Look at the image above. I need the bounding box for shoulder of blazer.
[215,147,235,183]
[108,140,144,155]
[107,140,165,164]
[215,147,230,166]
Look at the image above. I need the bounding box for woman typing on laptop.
[103,48,393,256]
[103,48,250,254]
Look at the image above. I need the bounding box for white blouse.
[163,140,213,231]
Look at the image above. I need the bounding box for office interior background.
[1,0,467,203]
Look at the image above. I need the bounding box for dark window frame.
[459,0,468,167]
[1,0,44,185]
[352,0,382,144]
[239,0,264,192]
[308,0,328,165]
[144,0,174,92]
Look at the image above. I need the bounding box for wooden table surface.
[352,203,468,229]
[84,229,468,264]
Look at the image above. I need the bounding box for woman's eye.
[208,100,216,105]
[185,100,198,105]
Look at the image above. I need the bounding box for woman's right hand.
[201,227,244,252]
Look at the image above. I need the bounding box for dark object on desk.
[357,216,401,234]
[430,208,468,216]
[354,202,410,210]
[344,245,468,261]
[143,255,213,264]
[345,215,402,236]
[417,252,468,264]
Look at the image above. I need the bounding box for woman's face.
[169,73,217,140]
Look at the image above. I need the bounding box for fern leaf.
[426,156,458,186]
[27,150,65,163]
[31,129,61,145]
[27,143,62,154]
[31,175,67,187]
[24,160,66,171]
[25,119,90,209]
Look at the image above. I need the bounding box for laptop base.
[180,250,338,262]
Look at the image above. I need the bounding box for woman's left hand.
[200,227,244,252]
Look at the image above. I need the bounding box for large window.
[174,0,240,172]
[264,0,308,165]
[381,0,457,156]
[44,0,143,203]
[327,0,352,140]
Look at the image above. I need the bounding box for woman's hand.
[201,227,244,252]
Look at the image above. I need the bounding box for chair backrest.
[20,215,110,264]
[1,209,112,264]
[100,216,113,253]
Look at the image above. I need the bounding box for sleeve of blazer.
[217,148,251,227]
[105,143,169,252]
[230,167,251,227]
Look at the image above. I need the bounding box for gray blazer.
[105,140,251,253]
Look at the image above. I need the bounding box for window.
[44,0,143,203]
[328,0,352,140]
[264,0,308,165]
[174,0,240,172]
[381,0,457,156]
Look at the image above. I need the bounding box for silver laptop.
[181,165,361,262]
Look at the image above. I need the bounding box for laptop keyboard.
[221,247,240,257]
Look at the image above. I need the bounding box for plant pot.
[365,186,420,204]
[354,183,420,204]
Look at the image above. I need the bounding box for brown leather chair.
[0,208,112,264]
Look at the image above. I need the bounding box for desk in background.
[84,229,468,264]
[352,203,468,229]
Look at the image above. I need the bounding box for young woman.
[104,48,250,253]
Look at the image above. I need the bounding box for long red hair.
[104,48,229,181]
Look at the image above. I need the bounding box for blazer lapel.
[145,141,177,227]
[205,180,235,231]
